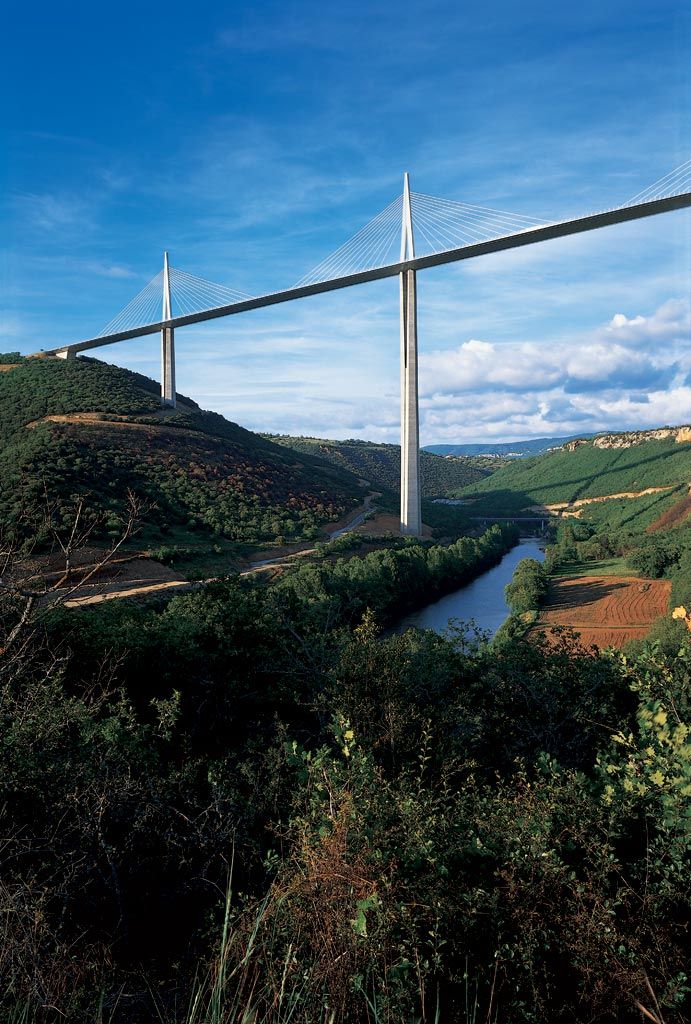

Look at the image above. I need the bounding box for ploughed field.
[535,574,671,648]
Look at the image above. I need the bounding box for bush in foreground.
[0,543,688,1022]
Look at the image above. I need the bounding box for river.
[397,537,546,638]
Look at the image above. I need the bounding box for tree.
[1,489,147,660]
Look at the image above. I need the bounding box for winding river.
[397,537,546,638]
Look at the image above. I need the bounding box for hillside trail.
[25,404,202,437]
[238,490,382,574]
[61,491,382,607]
[532,485,679,518]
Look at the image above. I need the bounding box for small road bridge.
[35,160,691,537]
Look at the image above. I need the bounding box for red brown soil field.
[535,575,671,649]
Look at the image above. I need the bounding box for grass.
[454,435,691,510]
[180,881,332,1024]
[550,557,631,578]
[579,486,686,533]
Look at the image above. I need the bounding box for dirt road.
[63,493,383,606]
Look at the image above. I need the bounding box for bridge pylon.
[161,251,176,407]
[399,173,422,537]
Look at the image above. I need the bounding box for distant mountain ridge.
[424,433,598,458]
[266,434,491,497]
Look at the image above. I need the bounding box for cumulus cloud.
[569,386,691,430]
[598,298,691,346]
[420,334,677,399]
[420,339,562,395]
[102,295,691,445]
[416,298,691,442]
[563,342,677,393]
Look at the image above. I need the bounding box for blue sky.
[2,0,690,443]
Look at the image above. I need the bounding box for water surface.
[397,538,546,638]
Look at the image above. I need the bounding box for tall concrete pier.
[34,164,691,530]
[399,174,422,537]
[161,251,176,407]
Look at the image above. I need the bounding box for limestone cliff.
[564,426,691,452]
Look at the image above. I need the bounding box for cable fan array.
[294,192,547,287]
[93,156,691,342]
[294,196,403,287]
[622,158,691,207]
[410,192,545,253]
[295,159,691,290]
[98,266,252,337]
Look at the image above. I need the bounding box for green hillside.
[474,428,691,652]
[454,430,691,520]
[2,365,689,1022]
[0,356,364,549]
[267,434,491,497]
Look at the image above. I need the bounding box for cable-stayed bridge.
[37,159,691,536]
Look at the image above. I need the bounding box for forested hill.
[0,356,364,547]
[266,434,491,497]
[453,427,691,519]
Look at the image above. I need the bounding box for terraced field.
[535,574,671,648]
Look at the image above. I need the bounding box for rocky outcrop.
[563,426,691,452]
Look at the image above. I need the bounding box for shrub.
[504,557,548,614]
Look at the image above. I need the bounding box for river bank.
[397,537,546,637]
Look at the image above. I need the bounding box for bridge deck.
[37,189,691,357]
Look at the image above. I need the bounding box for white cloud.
[421,338,562,394]
[413,298,691,442]
[598,298,691,346]
[423,299,689,391]
[570,386,691,430]
[14,191,92,232]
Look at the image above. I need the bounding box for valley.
[0,354,689,1024]
[2,357,688,647]
[5,6,691,1020]
[447,427,691,650]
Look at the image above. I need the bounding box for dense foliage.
[504,556,549,614]
[267,434,490,497]
[0,520,689,1023]
[0,356,364,549]
[272,522,517,625]
[0,356,162,444]
[1,362,689,1022]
